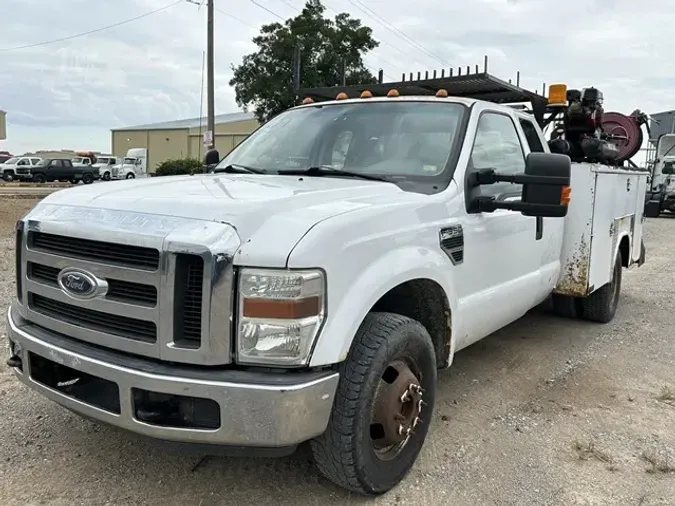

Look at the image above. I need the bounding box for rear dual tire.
[311,312,437,495]
[551,252,622,323]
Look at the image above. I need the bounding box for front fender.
[306,246,458,367]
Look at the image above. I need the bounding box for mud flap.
[638,239,646,266]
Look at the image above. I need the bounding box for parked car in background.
[1,156,42,181]
[30,158,96,184]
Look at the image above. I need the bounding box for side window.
[31,158,40,165]
[50,160,62,167]
[470,112,525,197]
[17,159,28,166]
[519,118,545,153]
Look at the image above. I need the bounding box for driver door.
[454,110,544,346]
[47,159,65,180]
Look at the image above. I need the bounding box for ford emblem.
[57,268,100,299]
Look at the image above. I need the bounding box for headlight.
[236,268,325,366]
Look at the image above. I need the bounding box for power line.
[348,0,453,68]
[245,0,395,80]
[0,0,183,53]
[249,0,285,21]
[214,6,257,28]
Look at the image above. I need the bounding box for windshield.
[216,101,466,180]
[97,157,109,164]
[5,157,18,164]
[123,157,136,164]
[72,157,84,163]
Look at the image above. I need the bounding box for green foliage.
[154,158,203,177]
[229,0,378,123]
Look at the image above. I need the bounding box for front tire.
[3,172,14,182]
[126,173,135,179]
[32,174,46,184]
[102,172,111,181]
[579,251,622,323]
[82,173,94,184]
[311,312,437,495]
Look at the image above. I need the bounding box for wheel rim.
[369,359,424,461]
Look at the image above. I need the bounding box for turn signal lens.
[560,185,571,205]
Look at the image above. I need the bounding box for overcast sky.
[1,0,673,158]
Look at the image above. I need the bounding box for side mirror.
[469,152,571,218]
[520,153,571,217]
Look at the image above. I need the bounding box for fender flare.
[308,245,459,367]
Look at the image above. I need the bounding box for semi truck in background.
[644,132,675,217]
[110,148,147,179]
[93,155,118,181]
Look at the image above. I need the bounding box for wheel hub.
[371,360,423,451]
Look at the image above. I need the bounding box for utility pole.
[206,0,215,150]
[187,0,215,151]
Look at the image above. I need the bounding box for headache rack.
[299,57,551,127]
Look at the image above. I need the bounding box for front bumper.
[7,307,339,448]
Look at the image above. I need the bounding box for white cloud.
[0,0,673,162]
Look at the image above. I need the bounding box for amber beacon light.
[548,84,568,107]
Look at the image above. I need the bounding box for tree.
[229,0,379,123]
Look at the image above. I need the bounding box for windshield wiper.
[213,163,265,174]
[277,165,390,182]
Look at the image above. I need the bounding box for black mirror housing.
[521,152,571,217]
[469,152,571,218]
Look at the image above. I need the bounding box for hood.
[39,174,403,262]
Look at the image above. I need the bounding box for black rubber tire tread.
[551,293,579,318]
[126,173,135,179]
[82,173,94,184]
[102,172,111,181]
[3,172,14,182]
[579,252,622,323]
[32,174,45,183]
[310,312,436,495]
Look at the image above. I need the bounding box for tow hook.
[6,355,22,368]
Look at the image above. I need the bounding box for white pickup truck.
[7,83,646,495]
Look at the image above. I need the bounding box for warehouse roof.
[112,111,257,131]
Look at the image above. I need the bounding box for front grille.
[173,254,204,347]
[29,231,159,270]
[29,293,157,343]
[18,212,233,365]
[27,262,157,306]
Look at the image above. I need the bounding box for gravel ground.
[0,198,673,506]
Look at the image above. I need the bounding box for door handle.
[627,179,631,192]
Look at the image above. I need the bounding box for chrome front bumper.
[7,307,339,448]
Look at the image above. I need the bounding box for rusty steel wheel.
[311,312,437,495]
[370,359,425,461]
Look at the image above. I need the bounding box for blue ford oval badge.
[57,269,99,298]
